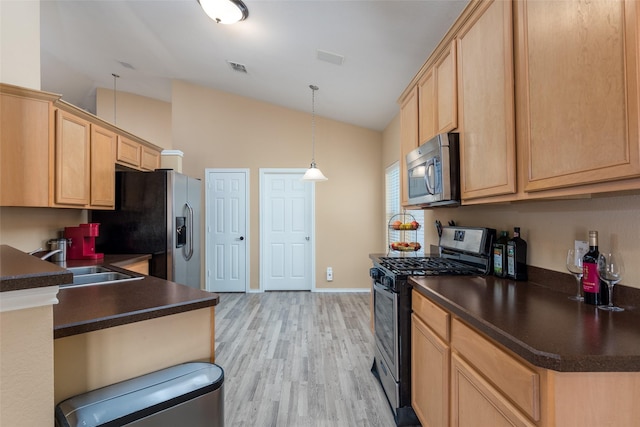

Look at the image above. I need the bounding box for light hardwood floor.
[215,292,397,427]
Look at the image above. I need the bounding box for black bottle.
[493,230,509,277]
[506,227,527,281]
[582,231,609,306]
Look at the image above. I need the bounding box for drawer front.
[412,290,450,342]
[451,318,540,421]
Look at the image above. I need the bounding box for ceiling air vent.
[227,61,247,73]
[317,49,344,66]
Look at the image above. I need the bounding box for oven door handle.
[374,281,394,296]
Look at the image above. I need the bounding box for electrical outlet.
[326,267,333,281]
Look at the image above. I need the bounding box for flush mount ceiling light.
[198,0,248,24]
[302,85,328,182]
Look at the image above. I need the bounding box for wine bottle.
[582,231,609,306]
[493,230,509,277]
[506,227,528,281]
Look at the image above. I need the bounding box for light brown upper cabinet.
[515,0,640,192]
[400,86,420,207]
[116,135,142,169]
[117,135,161,171]
[418,41,458,145]
[418,69,436,143]
[54,105,117,209]
[55,109,92,206]
[140,145,161,171]
[1,83,162,209]
[434,42,458,136]
[90,125,117,207]
[0,86,56,207]
[457,0,517,201]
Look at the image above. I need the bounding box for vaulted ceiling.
[40,0,470,131]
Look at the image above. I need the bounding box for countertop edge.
[410,279,640,372]
[53,296,219,339]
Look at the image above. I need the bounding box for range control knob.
[369,267,381,279]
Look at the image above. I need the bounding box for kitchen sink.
[62,266,145,288]
[65,266,111,275]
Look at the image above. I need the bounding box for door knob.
[305,236,310,241]
[239,236,245,241]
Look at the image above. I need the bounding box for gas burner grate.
[379,256,480,276]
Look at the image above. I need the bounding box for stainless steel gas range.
[370,226,495,426]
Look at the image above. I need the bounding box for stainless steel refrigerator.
[90,169,202,290]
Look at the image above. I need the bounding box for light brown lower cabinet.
[451,353,535,427]
[412,289,640,427]
[119,259,149,275]
[412,312,450,427]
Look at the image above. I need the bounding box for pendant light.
[198,0,248,24]
[302,85,328,182]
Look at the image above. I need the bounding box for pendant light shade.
[302,85,328,182]
[198,0,248,24]
[302,163,328,181]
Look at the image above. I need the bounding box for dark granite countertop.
[52,255,219,338]
[0,245,219,338]
[0,245,72,291]
[370,253,640,372]
[53,274,219,339]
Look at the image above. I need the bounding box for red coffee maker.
[64,223,104,260]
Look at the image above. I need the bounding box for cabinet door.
[116,135,141,168]
[412,313,450,427]
[90,125,116,208]
[0,92,52,207]
[517,0,640,192]
[55,109,90,206]
[435,40,458,134]
[457,0,516,200]
[400,87,419,206]
[140,146,160,171]
[120,259,149,275]
[451,354,535,427]
[418,69,436,143]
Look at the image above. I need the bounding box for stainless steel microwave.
[405,133,460,207]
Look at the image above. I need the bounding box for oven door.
[373,281,399,380]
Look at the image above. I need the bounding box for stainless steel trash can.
[55,362,224,427]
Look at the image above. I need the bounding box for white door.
[261,169,314,291]
[205,169,249,292]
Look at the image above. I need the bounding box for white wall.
[96,88,172,150]
[0,0,40,89]
[0,4,56,426]
[171,80,384,290]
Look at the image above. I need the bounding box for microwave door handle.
[425,160,436,195]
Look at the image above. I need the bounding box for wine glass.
[566,248,585,301]
[597,252,625,312]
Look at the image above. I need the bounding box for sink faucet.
[40,249,62,261]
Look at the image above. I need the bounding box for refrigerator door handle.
[184,202,194,261]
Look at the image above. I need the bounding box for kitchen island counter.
[53,274,219,338]
[52,255,219,403]
[410,274,640,372]
[0,245,72,291]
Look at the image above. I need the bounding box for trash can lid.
[55,362,223,427]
